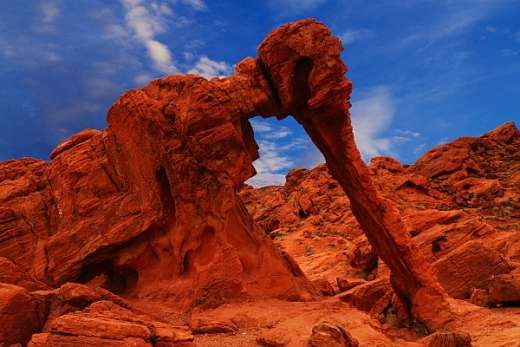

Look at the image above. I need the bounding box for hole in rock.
[298,208,309,218]
[245,117,324,188]
[245,57,319,188]
[155,166,175,222]
[180,226,217,275]
[78,259,138,295]
[497,300,520,308]
[292,57,313,112]
[431,236,447,254]
[182,250,193,275]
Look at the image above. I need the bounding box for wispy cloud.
[414,143,427,154]
[178,0,207,11]
[340,29,375,45]
[187,56,231,79]
[121,0,176,73]
[402,1,508,46]
[250,119,292,139]
[247,140,294,187]
[485,25,497,33]
[351,86,395,159]
[36,0,61,33]
[267,0,326,14]
[247,120,309,187]
[501,49,519,57]
[395,129,421,138]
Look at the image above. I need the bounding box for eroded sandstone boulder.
[28,300,194,347]
[308,321,359,347]
[0,284,45,346]
[433,241,513,299]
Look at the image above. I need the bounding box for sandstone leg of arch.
[256,19,453,331]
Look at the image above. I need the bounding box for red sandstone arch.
[253,19,454,330]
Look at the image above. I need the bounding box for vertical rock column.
[257,19,453,331]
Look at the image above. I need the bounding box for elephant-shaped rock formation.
[0,19,450,333]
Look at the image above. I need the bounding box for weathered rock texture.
[242,121,520,328]
[0,19,449,335]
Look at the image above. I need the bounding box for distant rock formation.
[242,121,520,325]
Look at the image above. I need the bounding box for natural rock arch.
[252,19,452,330]
[0,19,452,330]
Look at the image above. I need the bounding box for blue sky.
[1,0,519,186]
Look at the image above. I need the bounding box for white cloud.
[340,29,375,45]
[179,0,206,11]
[247,140,294,187]
[351,86,395,159]
[247,172,286,187]
[395,129,421,138]
[402,2,506,45]
[250,119,274,133]
[264,129,291,139]
[183,51,194,62]
[42,2,60,24]
[121,0,176,73]
[36,1,60,33]
[104,24,129,39]
[184,39,205,50]
[250,120,292,139]
[145,40,174,72]
[187,56,231,79]
[133,73,154,85]
[414,143,427,154]
[391,129,423,146]
[0,38,62,64]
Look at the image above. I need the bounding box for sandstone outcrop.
[0,284,45,346]
[307,321,359,347]
[242,121,520,322]
[28,300,194,347]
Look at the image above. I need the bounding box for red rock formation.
[257,20,452,330]
[28,300,195,347]
[5,18,519,346]
[243,121,520,329]
[0,19,454,343]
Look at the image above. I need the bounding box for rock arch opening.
[78,260,138,295]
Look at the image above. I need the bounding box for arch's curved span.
[256,19,453,330]
[0,19,451,330]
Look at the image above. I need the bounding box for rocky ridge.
[242,121,520,308]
